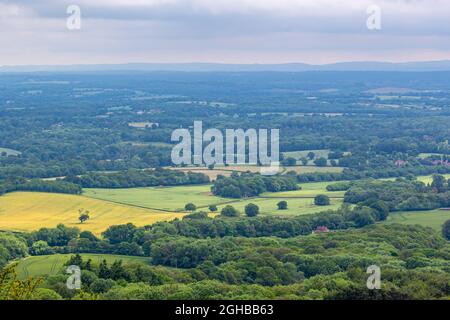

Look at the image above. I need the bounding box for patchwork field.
[15,254,151,279]
[1,174,446,236]
[386,209,450,231]
[0,192,185,235]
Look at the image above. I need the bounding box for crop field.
[2,175,445,237]
[386,209,450,230]
[0,192,185,235]
[15,254,151,279]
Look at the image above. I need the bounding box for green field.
[15,254,151,279]
[264,181,346,198]
[0,147,21,156]
[417,174,450,185]
[84,185,227,212]
[386,209,450,230]
[418,153,446,159]
[217,197,342,216]
[84,181,344,215]
[283,149,331,160]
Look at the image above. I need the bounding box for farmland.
[15,254,151,279]
[0,147,21,156]
[0,192,185,235]
[84,180,345,215]
[386,209,450,230]
[169,164,343,180]
[84,185,225,212]
[0,175,446,235]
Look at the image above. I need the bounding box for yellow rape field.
[0,192,185,235]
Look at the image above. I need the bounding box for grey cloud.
[0,0,449,65]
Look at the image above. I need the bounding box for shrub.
[314,195,331,206]
[277,201,288,210]
[221,205,240,217]
[245,203,260,217]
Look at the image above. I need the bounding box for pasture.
[217,197,342,216]
[168,164,343,180]
[0,192,185,235]
[0,147,21,156]
[283,149,331,160]
[417,174,450,185]
[386,209,450,231]
[15,254,151,279]
[84,185,226,212]
[84,180,344,215]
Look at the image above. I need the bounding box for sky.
[1,0,450,65]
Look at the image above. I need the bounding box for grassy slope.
[15,254,151,279]
[386,209,450,231]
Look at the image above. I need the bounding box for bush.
[31,240,52,255]
[443,219,450,240]
[208,205,218,212]
[245,203,260,217]
[314,195,331,206]
[32,288,62,300]
[314,158,328,167]
[221,205,240,217]
[185,203,197,211]
[277,201,288,210]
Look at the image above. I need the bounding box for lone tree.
[245,203,260,217]
[443,219,450,241]
[208,204,218,212]
[184,203,197,211]
[277,201,288,210]
[314,195,331,206]
[78,209,90,224]
[221,205,240,217]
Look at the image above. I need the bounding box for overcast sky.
[1,0,450,65]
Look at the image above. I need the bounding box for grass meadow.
[15,254,151,279]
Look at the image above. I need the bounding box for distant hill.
[2,61,450,72]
